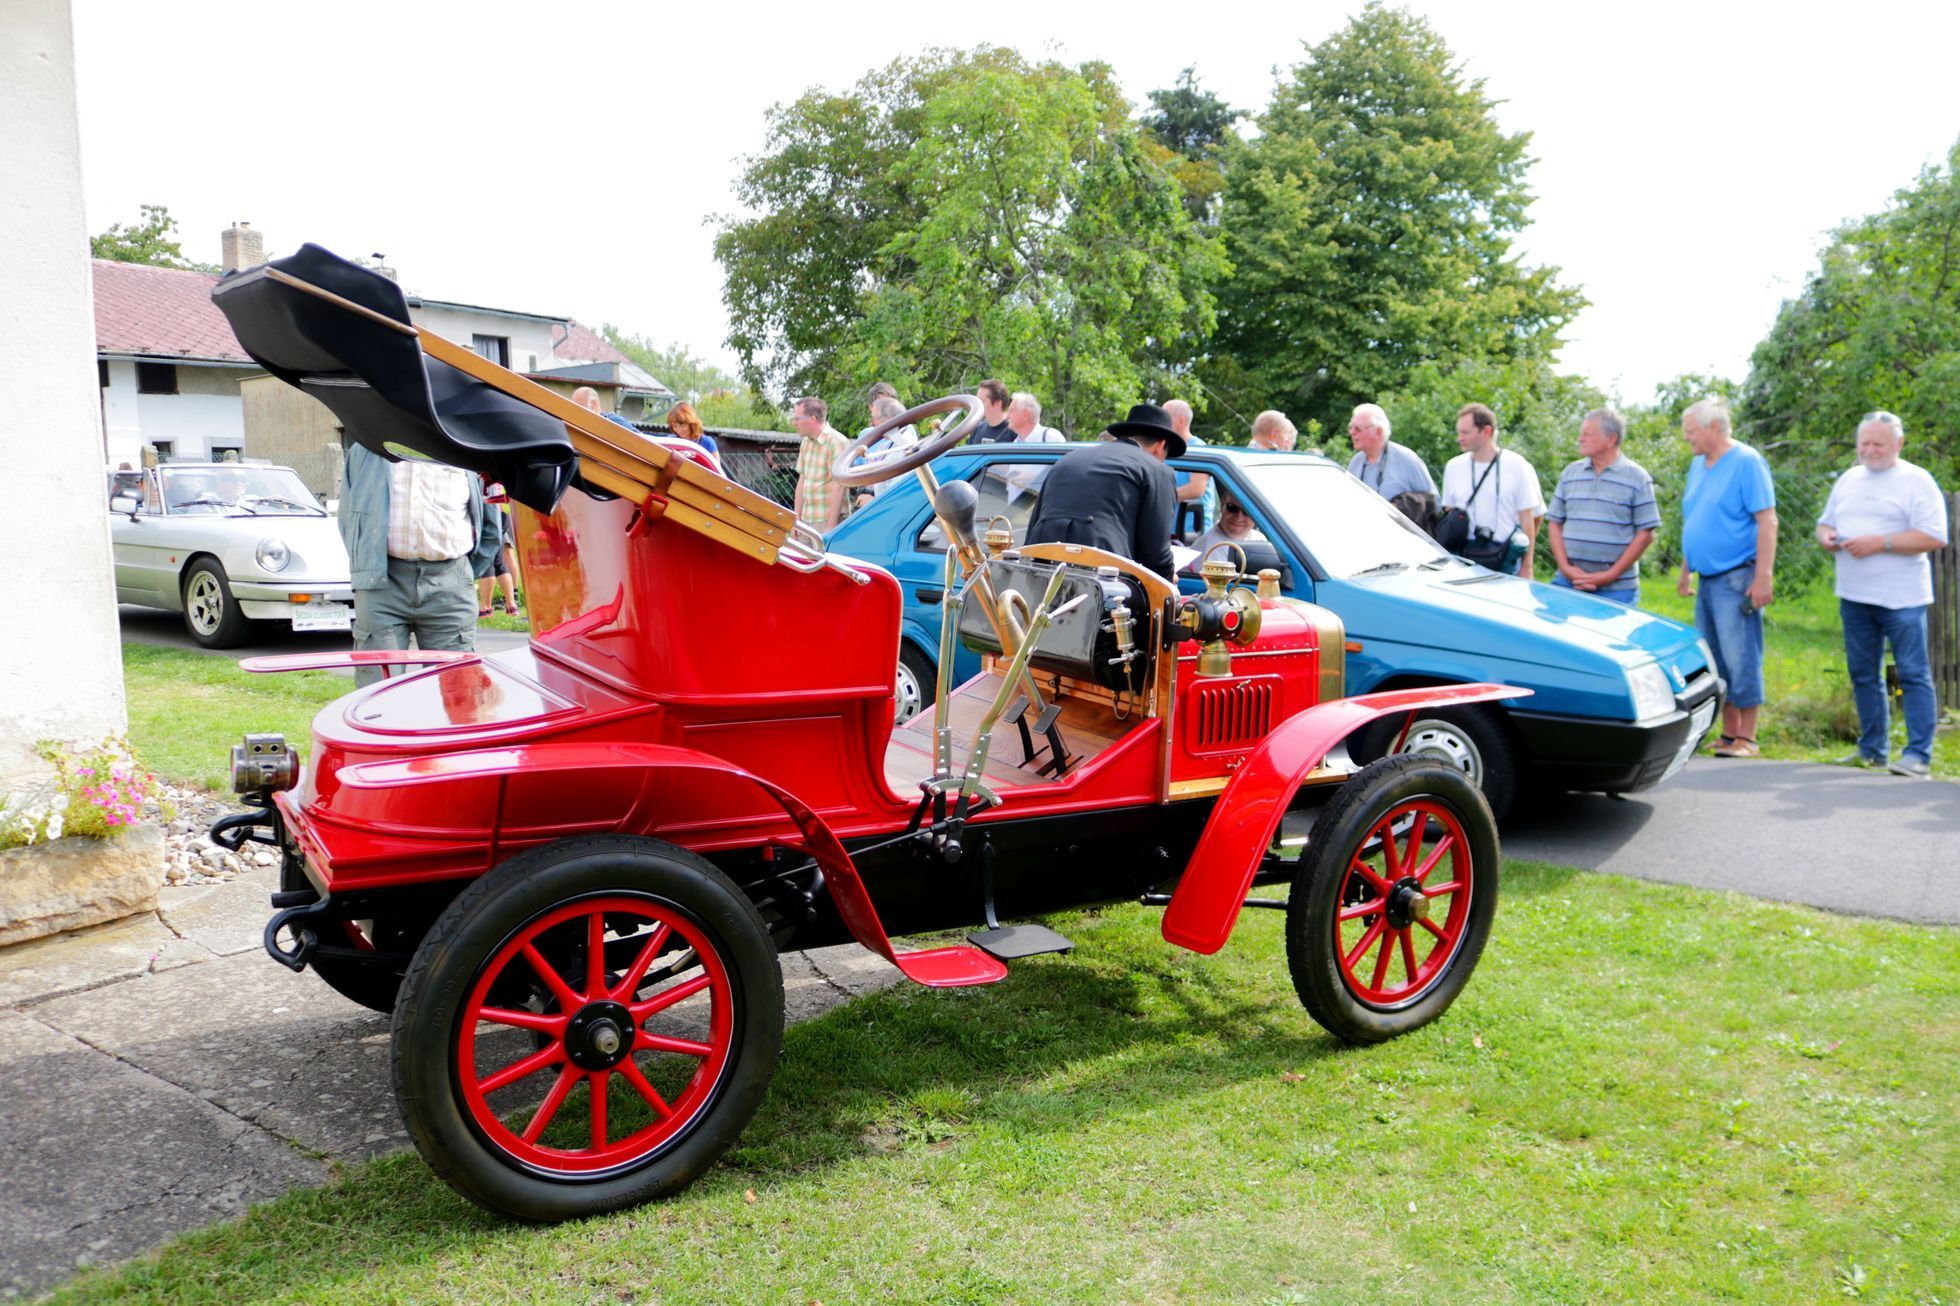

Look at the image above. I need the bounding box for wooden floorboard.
[886,671,1133,792]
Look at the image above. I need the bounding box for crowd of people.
[793,382,1950,778]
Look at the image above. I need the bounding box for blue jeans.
[1694,565,1765,709]
[1840,599,1936,764]
[1551,572,1640,606]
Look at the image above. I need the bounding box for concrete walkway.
[0,869,900,1299]
[2,756,1953,1296]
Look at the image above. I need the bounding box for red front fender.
[1160,683,1530,955]
[341,742,1006,989]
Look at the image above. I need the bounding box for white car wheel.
[1397,717,1485,787]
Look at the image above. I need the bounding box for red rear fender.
[1161,683,1529,956]
[340,742,1006,989]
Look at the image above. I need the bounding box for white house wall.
[100,361,248,466]
[1,0,127,781]
[409,305,563,375]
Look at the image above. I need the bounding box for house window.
[136,362,178,394]
[151,440,174,462]
[472,335,509,367]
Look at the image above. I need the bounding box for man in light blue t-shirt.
[1676,397,1778,758]
[1346,403,1436,502]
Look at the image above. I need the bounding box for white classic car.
[109,463,354,648]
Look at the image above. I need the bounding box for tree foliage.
[89,204,215,272]
[1140,67,1243,221]
[715,49,1224,434]
[601,328,788,431]
[1742,138,1960,478]
[1205,4,1584,442]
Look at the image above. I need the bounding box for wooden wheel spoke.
[1402,813,1427,879]
[609,922,673,1002]
[1418,916,1449,942]
[1369,927,1395,991]
[1338,898,1387,922]
[629,972,712,1021]
[1344,918,1386,971]
[1398,927,1419,983]
[521,1064,582,1143]
[522,943,582,1012]
[589,1071,609,1150]
[586,912,609,1000]
[619,1058,674,1121]
[477,1006,568,1036]
[1415,835,1456,884]
[1377,818,1404,878]
[478,1042,564,1096]
[636,1031,715,1058]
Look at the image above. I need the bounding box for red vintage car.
[209,246,1523,1222]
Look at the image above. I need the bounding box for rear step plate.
[968,924,1073,960]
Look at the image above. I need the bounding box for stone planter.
[0,824,166,946]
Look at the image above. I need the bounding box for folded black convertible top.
[210,243,578,513]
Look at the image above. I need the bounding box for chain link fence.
[629,421,802,510]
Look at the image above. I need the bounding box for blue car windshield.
[1242,461,1455,579]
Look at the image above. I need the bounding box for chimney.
[221,221,265,274]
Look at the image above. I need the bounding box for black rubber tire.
[391,834,783,1221]
[895,641,937,725]
[1353,703,1519,822]
[279,857,403,1014]
[181,557,252,649]
[1286,754,1500,1045]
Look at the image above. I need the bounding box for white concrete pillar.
[0,0,128,783]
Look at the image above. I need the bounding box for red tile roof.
[553,321,631,366]
[92,260,251,363]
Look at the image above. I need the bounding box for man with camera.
[1438,403,1544,577]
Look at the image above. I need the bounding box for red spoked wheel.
[1331,800,1472,1007]
[1287,755,1499,1044]
[458,894,734,1177]
[393,836,782,1221]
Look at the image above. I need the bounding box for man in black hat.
[1024,403,1185,579]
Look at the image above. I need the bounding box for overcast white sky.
[73,0,1960,406]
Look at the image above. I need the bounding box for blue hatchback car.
[826,443,1723,818]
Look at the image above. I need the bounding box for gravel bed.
[158,783,278,887]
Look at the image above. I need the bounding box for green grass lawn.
[123,645,349,791]
[1638,585,1958,777]
[54,862,1959,1304]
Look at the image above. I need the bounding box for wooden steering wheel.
[831,394,983,488]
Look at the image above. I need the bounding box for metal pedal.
[968,923,1074,960]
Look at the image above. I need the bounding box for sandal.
[1711,736,1760,758]
[478,607,492,617]
[504,604,520,616]
[1706,734,1735,752]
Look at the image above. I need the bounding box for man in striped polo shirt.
[1546,407,1660,606]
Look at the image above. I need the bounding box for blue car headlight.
[1626,660,1676,723]
[255,537,292,572]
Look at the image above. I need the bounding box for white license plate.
[1660,698,1718,783]
[291,598,352,631]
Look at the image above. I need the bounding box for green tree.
[89,204,215,271]
[715,48,1224,434]
[1741,138,1960,479]
[1140,66,1243,221]
[1205,4,1584,441]
[600,328,789,431]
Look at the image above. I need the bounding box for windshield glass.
[1240,461,1455,578]
[159,466,325,516]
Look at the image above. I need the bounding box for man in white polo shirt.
[1816,410,1949,776]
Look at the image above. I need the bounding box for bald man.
[1248,410,1298,452]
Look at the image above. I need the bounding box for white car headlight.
[256,537,291,572]
[1626,661,1676,723]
